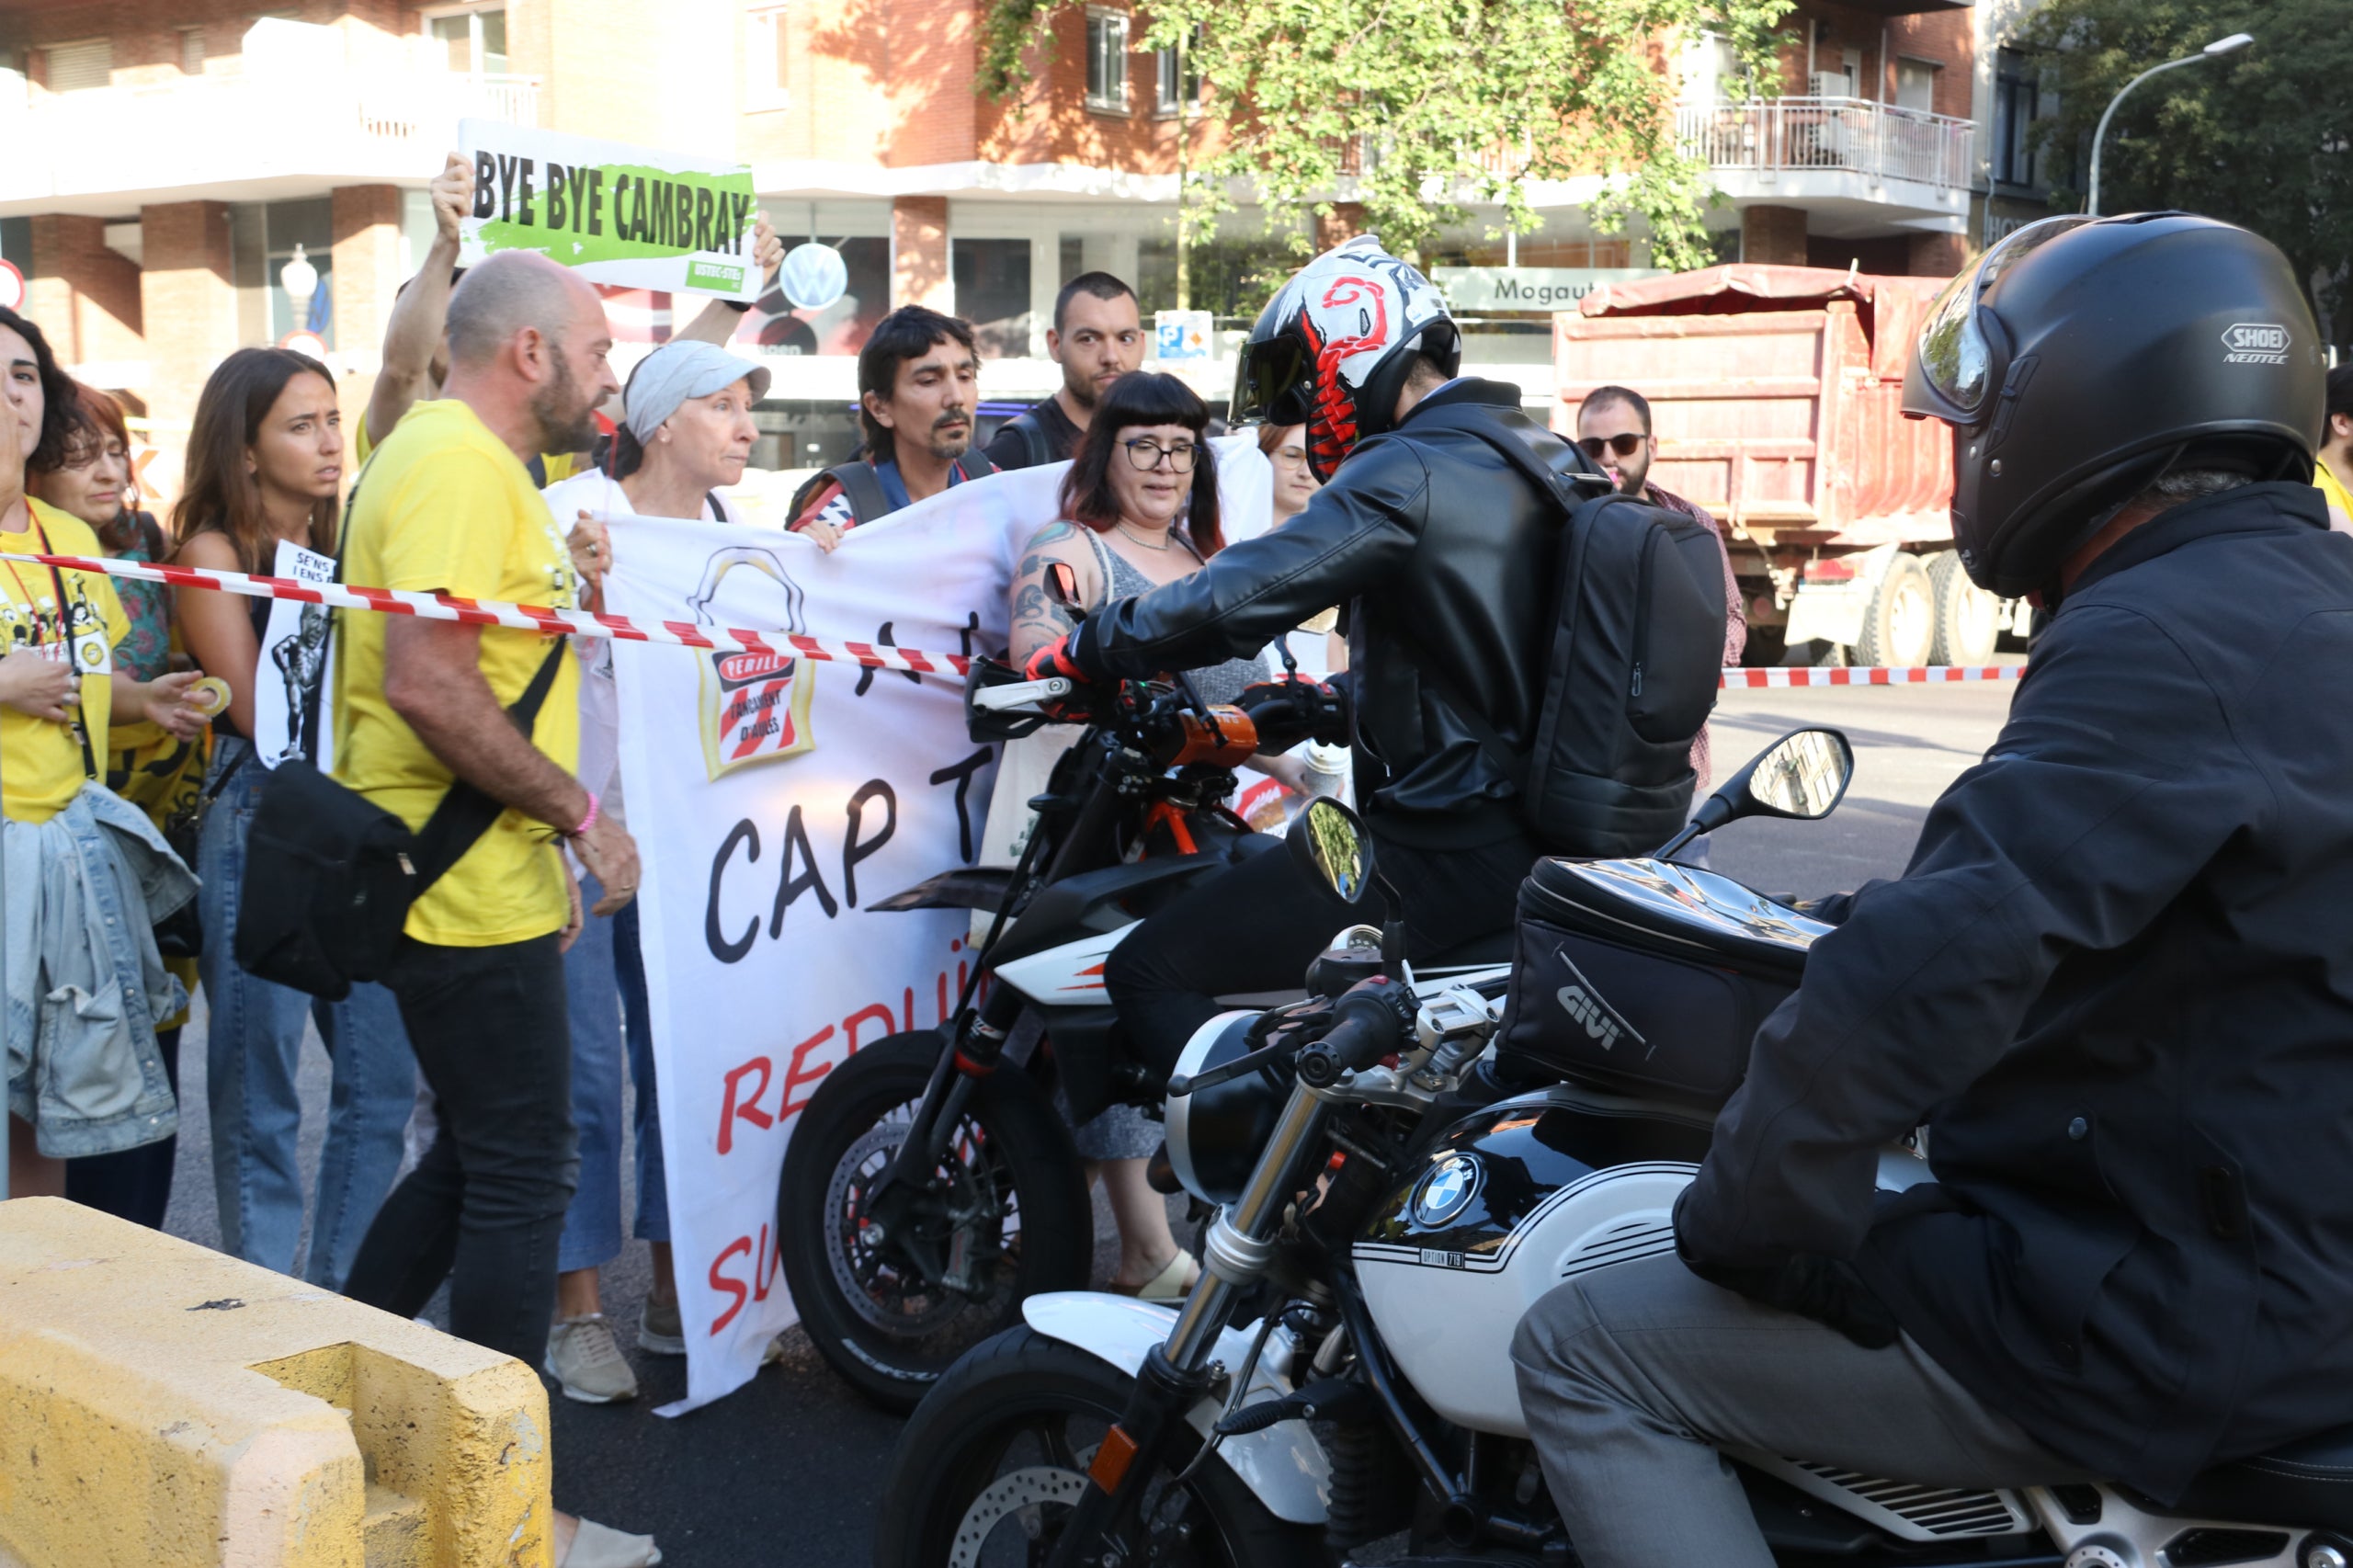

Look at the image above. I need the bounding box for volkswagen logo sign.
[1412,1154,1483,1228]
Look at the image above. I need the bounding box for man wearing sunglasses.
[1578,385,1746,797]
[1516,214,2353,1566]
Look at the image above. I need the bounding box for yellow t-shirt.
[2317,460,2353,528]
[1,500,131,825]
[355,406,578,486]
[334,400,582,947]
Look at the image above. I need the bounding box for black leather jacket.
[1679,483,2353,1501]
[1076,380,1597,848]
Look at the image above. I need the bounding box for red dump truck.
[1553,264,2025,666]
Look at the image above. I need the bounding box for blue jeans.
[198,738,419,1289]
[557,876,668,1273]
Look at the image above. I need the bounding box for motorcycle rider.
[1511,212,2351,1566]
[1024,234,1618,1076]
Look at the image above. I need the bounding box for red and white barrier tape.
[11,551,2024,692]
[1720,665,2023,688]
[2,551,970,676]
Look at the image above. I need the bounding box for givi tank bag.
[1495,857,1812,1108]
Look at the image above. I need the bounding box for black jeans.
[1104,829,1539,1077]
[343,934,578,1370]
[65,1026,180,1229]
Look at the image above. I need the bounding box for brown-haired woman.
[28,381,207,1226]
[1006,370,1294,1300]
[172,347,418,1290]
[2,304,208,1202]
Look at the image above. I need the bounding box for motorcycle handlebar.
[1294,981,1410,1089]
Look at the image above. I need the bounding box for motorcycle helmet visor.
[1233,334,1313,428]
[1914,215,2095,423]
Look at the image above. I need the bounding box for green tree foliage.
[979,0,1794,271]
[2018,0,2351,332]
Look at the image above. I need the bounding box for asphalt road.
[156,675,2020,1565]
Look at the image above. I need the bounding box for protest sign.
[604,440,1270,1414]
[457,119,761,301]
[253,539,335,768]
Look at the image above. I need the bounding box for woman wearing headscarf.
[537,340,770,1407]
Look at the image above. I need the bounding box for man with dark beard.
[334,250,657,1567]
[983,272,1147,469]
[787,305,1001,548]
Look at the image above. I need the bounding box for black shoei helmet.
[1231,234,1461,480]
[1904,211,2324,597]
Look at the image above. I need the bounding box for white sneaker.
[545,1314,640,1404]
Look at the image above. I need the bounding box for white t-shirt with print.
[541,469,738,836]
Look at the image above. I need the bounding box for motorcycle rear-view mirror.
[1045,561,1083,615]
[1654,727,1854,861]
[1289,797,1374,904]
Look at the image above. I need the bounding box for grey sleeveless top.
[1086,528,1268,704]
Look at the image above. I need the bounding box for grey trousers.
[1509,1252,2088,1567]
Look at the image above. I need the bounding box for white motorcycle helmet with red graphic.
[1232,234,1461,480]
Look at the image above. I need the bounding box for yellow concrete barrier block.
[0,1198,552,1567]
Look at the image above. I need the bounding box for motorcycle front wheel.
[779,1029,1094,1413]
[871,1325,1322,1567]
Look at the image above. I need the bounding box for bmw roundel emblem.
[1413,1154,1483,1228]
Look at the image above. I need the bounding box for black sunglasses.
[1576,433,1646,460]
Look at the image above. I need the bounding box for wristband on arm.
[569,791,599,838]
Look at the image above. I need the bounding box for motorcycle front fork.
[1044,1087,1336,1568]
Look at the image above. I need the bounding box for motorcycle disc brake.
[949,1465,1089,1568]
[826,1119,1006,1335]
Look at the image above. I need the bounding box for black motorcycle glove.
[1673,1189,1901,1350]
[1235,676,1352,748]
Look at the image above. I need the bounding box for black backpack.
[995,407,1056,469]
[787,449,1001,529]
[1401,404,1729,858]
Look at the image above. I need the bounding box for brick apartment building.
[0,0,2031,493]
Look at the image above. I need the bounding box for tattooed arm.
[1007,520,1103,668]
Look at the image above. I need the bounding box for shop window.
[954,239,1035,358]
[1086,9,1129,112]
[44,39,113,93]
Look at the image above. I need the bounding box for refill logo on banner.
[457,119,762,300]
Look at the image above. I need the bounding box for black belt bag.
[233,642,566,999]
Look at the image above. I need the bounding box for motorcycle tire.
[871,1324,1322,1568]
[779,1029,1093,1414]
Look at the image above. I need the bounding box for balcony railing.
[1677,96,1975,193]
[0,67,540,206]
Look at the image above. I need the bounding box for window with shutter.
[44,39,112,94]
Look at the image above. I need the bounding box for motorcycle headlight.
[1163,1010,1289,1207]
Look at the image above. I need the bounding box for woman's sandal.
[1118,1251,1202,1301]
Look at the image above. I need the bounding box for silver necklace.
[1116,520,1175,552]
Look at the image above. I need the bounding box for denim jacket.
[4,782,194,1157]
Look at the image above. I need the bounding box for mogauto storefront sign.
[1431,267,1665,311]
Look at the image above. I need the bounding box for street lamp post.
[2087,32,2253,217]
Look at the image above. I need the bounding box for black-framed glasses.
[1124,438,1199,472]
[1577,432,1646,460]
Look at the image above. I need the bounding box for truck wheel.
[1854,553,1933,668]
[1927,551,2000,666]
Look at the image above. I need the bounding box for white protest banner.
[608,439,1270,1414]
[253,539,335,768]
[457,119,761,300]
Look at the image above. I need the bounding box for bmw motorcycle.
[873,731,2353,1568]
[779,588,1345,1412]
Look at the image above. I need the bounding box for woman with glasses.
[1006,370,1275,1301]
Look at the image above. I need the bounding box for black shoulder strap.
[705,490,725,521]
[957,449,999,480]
[526,452,550,488]
[1401,403,1607,518]
[1005,408,1052,468]
[828,461,892,526]
[406,640,569,893]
